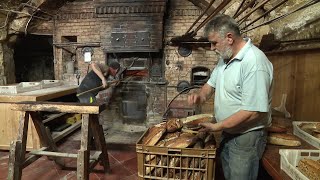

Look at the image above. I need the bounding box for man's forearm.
[91,63,106,83]
[220,110,259,129]
[198,84,214,104]
[207,110,265,132]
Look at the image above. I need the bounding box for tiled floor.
[0,129,139,180]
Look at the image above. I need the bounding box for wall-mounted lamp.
[82,47,94,63]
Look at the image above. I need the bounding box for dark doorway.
[14,34,54,82]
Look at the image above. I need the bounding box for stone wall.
[53,2,101,81]
[0,27,15,85]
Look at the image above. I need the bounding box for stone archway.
[0,0,49,85]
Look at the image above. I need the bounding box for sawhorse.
[7,101,110,180]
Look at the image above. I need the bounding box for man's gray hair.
[204,14,241,38]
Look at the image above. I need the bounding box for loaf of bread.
[267,133,301,146]
[165,133,198,148]
[166,118,182,132]
[142,122,166,146]
[181,114,213,129]
[298,158,320,180]
[267,124,287,133]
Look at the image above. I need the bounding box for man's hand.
[199,122,223,132]
[187,93,201,105]
[108,80,120,87]
[113,80,120,86]
[102,79,108,88]
[187,84,214,106]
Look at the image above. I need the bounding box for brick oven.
[106,52,166,125]
[53,0,214,128]
[52,0,168,132]
[95,0,168,126]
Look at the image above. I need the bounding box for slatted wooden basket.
[136,128,216,180]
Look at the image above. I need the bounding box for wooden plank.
[52,121,81,143]
[90,114,110,172]
[8,141,22,180]
[22,147,48,168]
[43,112,67,123]
[30,112,64,166]
[77,114,90,180]
[28,150,101,160]
[29,151,78,158]
[8,112,30,180]
[0,104,37,151]
[268,49,320,121]
[89,152,102,170]
[294,50,320,121]
[17,112,30,165]
[11,101,106,114]
[0,86,77,102]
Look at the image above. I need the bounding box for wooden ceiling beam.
[187,0,216,16]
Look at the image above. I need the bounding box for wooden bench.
[7,101,110,180]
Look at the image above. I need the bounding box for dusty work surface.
[0,84,78,102]
[262,117,317,180]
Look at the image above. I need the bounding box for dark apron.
[77,71,103,103]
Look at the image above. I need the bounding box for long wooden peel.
[232,0,246,18]
[241,0,288,29]
[233,0,256,18]
[237,0,271,25]
[193,0,232,35]
[242,0,319,33]
[186,0,216,34]
[76,80,119,97]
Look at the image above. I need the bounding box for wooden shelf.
[43,113,68,123]
[52,121,81,143]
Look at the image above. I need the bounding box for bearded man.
[188,14,273,180]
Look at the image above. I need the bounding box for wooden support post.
[22,147,48,168]
[30,112,65,167]
[8,102,110,178]
[8,141,22,180]
[8,112,30,180]
[90,114,110,172]
[77,114,90,180]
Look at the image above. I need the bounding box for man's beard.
[216,46,233,63]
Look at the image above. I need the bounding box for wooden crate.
[136,128,216,180]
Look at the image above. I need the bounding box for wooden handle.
[76,80,119,97]
[76,86,103,97]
